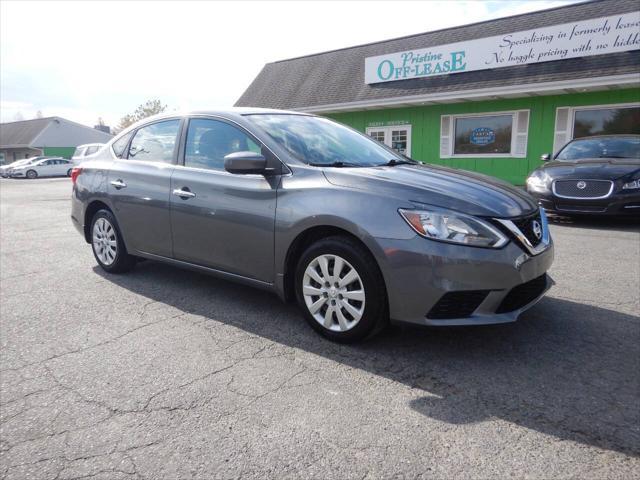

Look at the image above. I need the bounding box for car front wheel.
[90,209,136,273]
[26,170,37,179]
[295,236,387,343]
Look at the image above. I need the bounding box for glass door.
[366,126,412,156]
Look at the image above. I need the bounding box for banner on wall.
[364,11,640,84]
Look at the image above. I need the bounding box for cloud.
[1,0,581,126]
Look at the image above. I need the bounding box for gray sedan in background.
[71,109,554,342]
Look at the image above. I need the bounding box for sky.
[1,0,583,128]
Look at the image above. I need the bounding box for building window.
[440,111,529,158]
[573,105,640,138]
[553,103,640,154]
[365,125,412,156]
[454,114,513,155]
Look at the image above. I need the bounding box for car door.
[38,160,55,177]
[108,118,181,258]
[51,159,65,176]
[58,160,72,176]
[169,117,279,283]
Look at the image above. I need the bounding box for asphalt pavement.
[1,177,639,479]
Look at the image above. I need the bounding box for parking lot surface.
[1,177,639,479]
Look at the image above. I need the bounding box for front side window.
[184,118,262,171]
[454,114,513,155]
[247,114,402,167]
[128,120,180,163]
[556,136,640,161]
[573,106,640,138]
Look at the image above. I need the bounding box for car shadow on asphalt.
[94,263,640,457]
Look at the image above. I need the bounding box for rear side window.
[112,132,133,159]
[73,146,86,158]
[128,120,181,163]
[85,146,99,156]
[184,118,262,171]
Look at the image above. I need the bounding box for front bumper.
[375,232,554,327]
[527,186,640,216]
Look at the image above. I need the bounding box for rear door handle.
[110,179,126,189]
[172,188,196,199]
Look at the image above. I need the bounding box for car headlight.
[622,179,639,190]
[398,208,508,248]
[526,171,550,190]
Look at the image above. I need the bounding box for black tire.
[294,235,388,343]
[67,168,72,177]
[26,170,37,179]
[90,209,136,274]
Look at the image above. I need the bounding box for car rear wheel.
[26,170,37,179]
[295,236,387,343]
[90,209,135,273]
[67,168,72,177]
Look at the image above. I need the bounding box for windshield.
[556,137,640,161]
[245,114,402,167]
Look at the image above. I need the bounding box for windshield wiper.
[379,158,417,167]
[307,161,361,167]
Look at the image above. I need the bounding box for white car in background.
[10,158,74,179]
[0,156,49,177]
[72,143,104,165]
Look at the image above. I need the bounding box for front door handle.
[110,179,127,189]
[172,187,196,199]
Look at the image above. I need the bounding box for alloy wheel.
[302,254,366,332]
[92,217,118,266]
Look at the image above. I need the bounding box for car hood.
[323,163,537,218]
[541,158,640,180]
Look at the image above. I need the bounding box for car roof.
[570,134,640,140]
[132,107,310,124]
[111,107,314,140]
[76,143,104,148]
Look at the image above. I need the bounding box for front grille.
[553,179,613,199]
[496,274,548,313]
[511,211,543,248]
[427,290,489,319]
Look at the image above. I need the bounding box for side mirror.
[540,153,551,162]
[224,151,267,175]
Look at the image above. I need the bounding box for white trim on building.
[296,74,640,114]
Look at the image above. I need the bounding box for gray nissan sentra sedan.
[71,108,554,342]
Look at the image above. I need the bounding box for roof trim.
[295,73,640,114]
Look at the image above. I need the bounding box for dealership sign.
[364,12,640,84]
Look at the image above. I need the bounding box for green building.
[236,0,640,184]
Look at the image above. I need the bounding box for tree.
[13,112,24,121]
[36,110,43,119]
[117,99,167,130]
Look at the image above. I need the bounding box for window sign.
[365,12,640,84]
[470,127,496,146]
